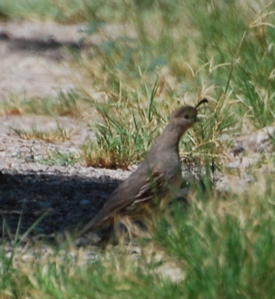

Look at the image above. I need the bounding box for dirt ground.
[0,20,274,241]
[0,20,132,239]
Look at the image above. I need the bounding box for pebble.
[80,199,90,205]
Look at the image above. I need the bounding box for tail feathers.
[77,209,111,237]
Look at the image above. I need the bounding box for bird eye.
[184,114,190,119]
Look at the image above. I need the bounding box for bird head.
[171,98,208,129]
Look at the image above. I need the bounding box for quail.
[78,99,208,237]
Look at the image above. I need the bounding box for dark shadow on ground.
[0,31,92,60]
[0,170,121,238]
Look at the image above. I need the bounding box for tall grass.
[155,174,275,298]
[77,0,274,167]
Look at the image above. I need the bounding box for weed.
[11,125,72,143]
[81,80,165,169]
[38,150,81,166]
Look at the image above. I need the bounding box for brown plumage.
[78,99,207,237]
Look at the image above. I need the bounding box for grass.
[155,175,275,298]
[1,1,274,169]
[38,150,81,166]
[1,174,274,298]
[81,80,166,169]
[0,0,275,297]
[0,91,86,118]
[76,0,274,168]
[11,125,72,143]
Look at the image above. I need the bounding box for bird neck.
[149,122,188,154]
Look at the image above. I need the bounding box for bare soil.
[0,20,131,239]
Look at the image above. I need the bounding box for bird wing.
[78,164,166,235]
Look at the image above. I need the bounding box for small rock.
[18,198,30,204]
[80,199,90,205]
[38,201,52,208]
[231,146,245,156]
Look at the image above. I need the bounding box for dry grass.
[11,126,73,143]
